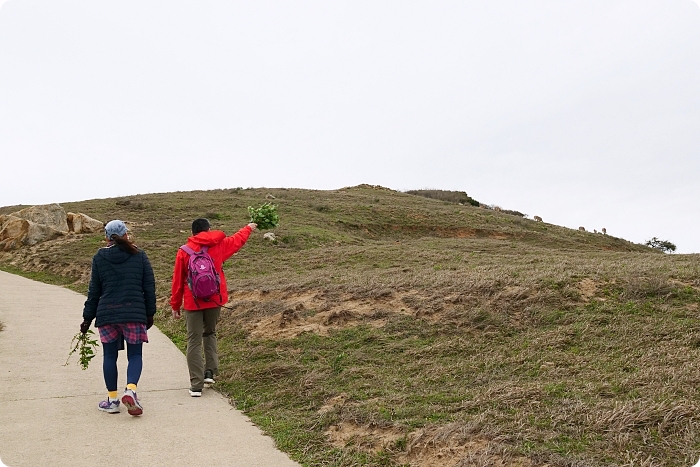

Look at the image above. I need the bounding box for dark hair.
[192,218,210,235]
[110,234,139,255]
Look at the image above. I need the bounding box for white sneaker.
[189,388,202,397]
[203,370,215,384]
[121,389,143,416]
[98,398,121,413]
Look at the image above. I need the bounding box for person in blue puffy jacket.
[81,220,156,416]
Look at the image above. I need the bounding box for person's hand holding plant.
[66,321,99,370]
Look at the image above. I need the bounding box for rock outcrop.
[67,212,104,234]
[0,215,65,251]
[0,204,105,251]
[10,204,69,233]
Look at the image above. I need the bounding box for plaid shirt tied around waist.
[98,323,149,344]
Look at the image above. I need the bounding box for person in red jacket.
[170,218,257,396]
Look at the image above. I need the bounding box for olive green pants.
[185,307,220,391]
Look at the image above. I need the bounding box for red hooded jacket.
[170,226,252,311]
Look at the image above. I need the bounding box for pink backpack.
[180,245,221,306]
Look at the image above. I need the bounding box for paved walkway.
[0,271,300,467]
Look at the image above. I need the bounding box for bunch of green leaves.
[248,202,280,230]
[65,330,99,370]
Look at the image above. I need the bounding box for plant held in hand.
[248,202,280,230]
[65,330,99,370]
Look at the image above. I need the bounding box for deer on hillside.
[602,228,607,235]
[534,215,543,222]
[579,226,586,232]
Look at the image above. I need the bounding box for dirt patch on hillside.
[222,283,578,339]
[318,393,349,415]
[578,279,600,302]
[324,421,538,467]
[405,428,536,467]
[227,290,415,339]
[325,422,405,454]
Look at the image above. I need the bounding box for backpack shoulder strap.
[180,245,196,256]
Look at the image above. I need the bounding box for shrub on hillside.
[405,189,480,207]
[115,199,145,210]
[645,237,677,253]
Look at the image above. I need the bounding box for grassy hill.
[1,185,699,466]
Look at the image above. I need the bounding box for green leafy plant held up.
[248,202,280,230]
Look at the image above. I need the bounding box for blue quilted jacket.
[83,243,156,327]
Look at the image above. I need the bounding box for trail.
[0,270,299,467]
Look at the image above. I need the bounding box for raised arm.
[219,224,255,261]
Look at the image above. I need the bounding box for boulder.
[0,204,103,250]
[26,221,64,246]
[0,215,64,251]
[0,215,25,250]
[67,212,104,234]
[10,204,69,233]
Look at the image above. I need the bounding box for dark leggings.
[102,341,143,392]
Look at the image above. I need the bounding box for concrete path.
[0,270,301,467]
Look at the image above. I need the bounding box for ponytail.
[110,234,139,255]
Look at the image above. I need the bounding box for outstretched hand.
[248,223,257,231]
[79,320,91,334]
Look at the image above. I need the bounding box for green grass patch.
[0,263,76,287]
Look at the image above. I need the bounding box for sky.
[0,1,698,252]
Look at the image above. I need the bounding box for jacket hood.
[188,230,226,247]
[97,244,136,264]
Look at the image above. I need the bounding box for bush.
[645,237,677,253]
[405,189,480,206]
[115,199,145,209]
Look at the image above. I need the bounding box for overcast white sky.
[0,1,698,252]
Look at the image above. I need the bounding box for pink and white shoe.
[121,389,143,416]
